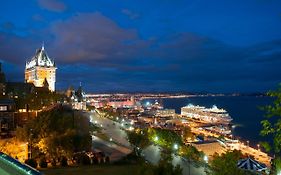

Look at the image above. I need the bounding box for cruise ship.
[181,104,232,124]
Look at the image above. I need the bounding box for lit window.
[0,106,7,111]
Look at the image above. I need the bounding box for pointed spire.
[42,41,45,50]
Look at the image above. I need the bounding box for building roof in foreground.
[0,152,42,175]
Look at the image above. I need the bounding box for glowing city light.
[154,136,159,142]
[204,155,208,163]
[174,144,178,150]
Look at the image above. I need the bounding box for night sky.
[0,0,281,93]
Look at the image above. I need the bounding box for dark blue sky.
[0,0,281,93]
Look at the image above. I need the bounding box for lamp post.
[28,129,33,159]
[188,157,191,175]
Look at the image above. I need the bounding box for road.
[143,145,206,175]
[89,111,131,148]
[89,111,206,175]
[92,136,131,162]
[227,141,271,166]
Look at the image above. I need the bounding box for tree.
[181,126,195,142]
[148,128,183,150]
[206,150,255,175]
[179,145,204,162]
[179,145,204,175]
[260,83,281,174]
[43,78,49,90]
[14,89,65,110]
[138,149,182,175]
[154,149,182,175]
[127,129,150,156]
[16,105,92,164]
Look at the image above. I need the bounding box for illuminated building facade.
[0,99,15,136]
[25,45,56,91]
[155,109,176,117]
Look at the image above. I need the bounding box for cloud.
[0,12,280,92]
[37,0,66,12]
[49,12,147,65]
[0,59,22,82]
[0,32,39,64]
[1,22,15,31]
[121,9,140,20]
[32,14,45,22]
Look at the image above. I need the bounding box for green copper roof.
[0,152,42,175]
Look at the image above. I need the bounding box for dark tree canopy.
[16,105,92,161]
[206,150,255,175]
[148,128,183,150]
[260,83,281,174]
[127,129,150,156]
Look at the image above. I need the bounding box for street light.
[174,144,178,150]
[154,136,159,142]
[203,155,208,163]
[257,144,260,151]
[247,140,249,147]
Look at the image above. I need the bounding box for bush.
[92,157,99,164]
[51,159,56,167]
[100,157,105,164]
[82,155,91,165]
[25,159,38,168]
[39,157,48,168]
[114,152,144,165]
[73,152,92,165]
[105,156,110,164]
[60,156,68,167]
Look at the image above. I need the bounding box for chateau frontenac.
[25,45,56,91]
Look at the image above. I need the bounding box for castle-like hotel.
[25,45,57,91]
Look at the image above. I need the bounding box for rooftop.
[25,45,55,69]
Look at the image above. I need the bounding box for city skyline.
[0,0,281,93]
